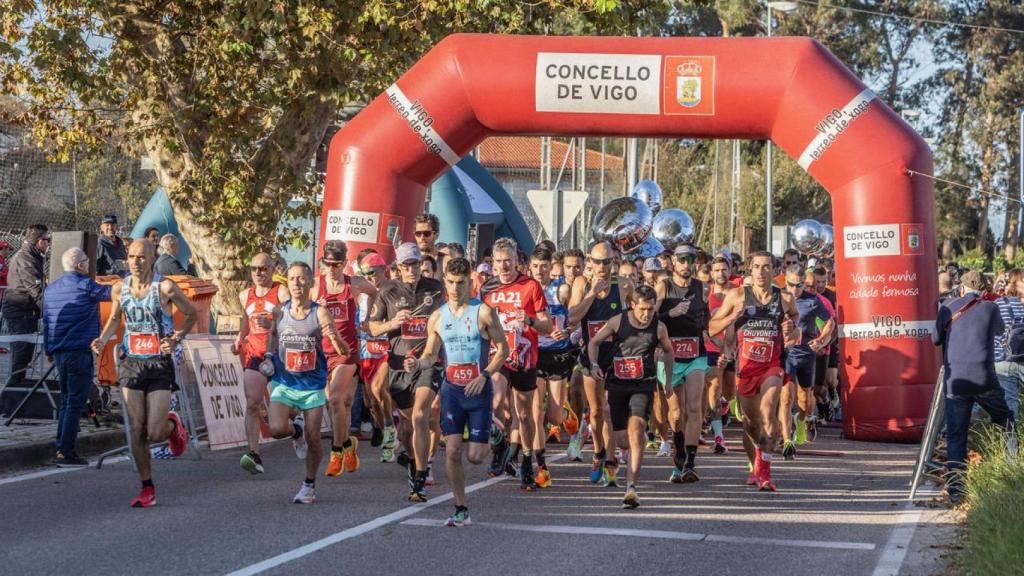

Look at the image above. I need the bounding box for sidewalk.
[0,417,125,472]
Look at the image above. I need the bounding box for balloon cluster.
[790,219,834,257]
[590,180,696,257]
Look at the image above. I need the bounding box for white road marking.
[0,455,131,487]
[402,518,876,551]
[871,501,925,576]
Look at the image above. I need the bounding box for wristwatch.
[481,370,491,380]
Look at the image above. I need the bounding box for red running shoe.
[746,449,762,486]
[758,458,777,492]
[131,485,156,508]
[166,411,187,457]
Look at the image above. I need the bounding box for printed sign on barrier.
[182,337,251,450]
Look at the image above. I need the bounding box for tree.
[1,0,667,313]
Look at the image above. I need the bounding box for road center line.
[871,501,924,576]
[401,518,876,551]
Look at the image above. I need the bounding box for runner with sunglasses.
[659,244,710,483]
[569,241,635,487]
[312,241,378,478]
[233,253,290,474]
[414,213,444,272]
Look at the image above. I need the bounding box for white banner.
[535,53,662,115]
[183,337,250,450]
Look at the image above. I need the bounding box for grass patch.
[961,426,1024,575]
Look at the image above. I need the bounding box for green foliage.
[957,247,989,273]
[961,427,1024,576]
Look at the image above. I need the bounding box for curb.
[0,427,126,472]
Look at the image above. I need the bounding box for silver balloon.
[791,219,825,255]
[630,180,663,216]
[651,208,695,252]
[625,234,665,259]
[591,196,653,254]
[819,224,834,257]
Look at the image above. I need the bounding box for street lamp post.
[765,1,798,254]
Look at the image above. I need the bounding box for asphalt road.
[0,425,944,576]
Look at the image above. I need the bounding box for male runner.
[264,262,350,503]
[658,244,710,483]
[588,284,674,509]
[781,265,834,455]
[705,255,737,453]
[708,251,798,492]
[406,257,508,526]
[812,267,841,419]
[368,242,444,501]
[479,238,554,490]
[356,251,397,461]
[232,253,290,474]
[312,240,377,477]
[530,247,572,488]
[569,241,635,486]
[560,248,587,460]
[92,240,197,507]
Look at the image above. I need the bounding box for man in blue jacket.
[43,247,113,467]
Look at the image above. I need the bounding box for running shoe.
[758,459,777,492]
[381,425,397,463]
[731,397,743,422]
[166,411,188,457]
[602,460,619,488]
[782,440,796,461]
[713,436,727,455]
[566,433,583,461]
[563,404,579,435]
[795,420,808,445]
[520,462,537,491]
[409,475,428,503]
[682,466,700,483]
[446,506,472,527]
[292,415,308,459]
[669,467,684,483]
[293,483,316,504]
[548,424,561,444]
[55,452,88,468]
[326,451,344,477]
[747,450,763,486]
[657,441,672,458]
[489,419,506,449]
[342,438,360,473]
[371,426,384,447]
[645,439,659,450]
[622,486,639,509]
[535,466,552,489]
[240,452,264,474]
[131,485,156,508]
[426,464,435,487]
[807,419,818,443]
[488,447,505,478]
[589,457,604,484]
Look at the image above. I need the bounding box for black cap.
[101,214,118,224]
[322,240,347,263]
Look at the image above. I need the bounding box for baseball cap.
[642,258,662,272]
[359,252,387,272]
[101,214,118,224]
[674,244,697,257]
[321,240,347,263]
[476,263,493,275]
[395,242,422,264]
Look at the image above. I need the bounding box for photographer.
[2,224,50,396]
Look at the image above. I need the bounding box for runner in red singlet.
[312,241,378,477]
[704,255,737,455]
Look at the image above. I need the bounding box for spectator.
[1,224,50,395]
[43,247,112,467]
[414,213,441,260]
[473,262,492,297]
[154,234,187,277]
[447,242,466,260]
[0,240,11,289]
[421,254,437,279]
[994,269,1024,422]
[144,227,161,248]
[934,270,1014,505]
[96,214,127,276]
[938,271,952,303]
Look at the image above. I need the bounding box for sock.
[455,505,468,513]
[508,442,521,462]
[292,423,302,439]
[685,445,697,469]
[304,477,315,486]
[673,431,685,469]
[595,448,606,462]
[711,418,723,439]
[343,438,353,449]
[331,445,343,453]
[141,479,154,489]
[522,454,533,469]
[536,449,547,469]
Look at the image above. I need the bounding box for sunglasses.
[251,266,269,273]
[326,262,346,268]
[590,257,613,266]
[414,231,435,238]
[675,255,696,263]
[787,281,805,288]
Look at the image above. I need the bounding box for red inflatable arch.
[319,34,938,442]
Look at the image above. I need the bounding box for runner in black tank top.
[587,285,674,510]
[569,241,635,487]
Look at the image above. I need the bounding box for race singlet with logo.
[244,283,281,358]
[658,277,708,360]
[273,302,328,391]
[605,312,659,390]
[120,276,174,360]
[439,300,487,386]
[735,286,784,378]
[358,292,389,360]
[580,280,622,368]
[538,279,569,352]
[481,274,546,372]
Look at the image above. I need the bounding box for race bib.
[446,363,480,386]
[612,356,644,380]
[671,337,700,360]
[366,339,389,356]
[401,317,428,339]
[740,338,775,364]
[285,349,317,373]
[128,333,160,356]
[587,321,607,340]
[327,301,348,323]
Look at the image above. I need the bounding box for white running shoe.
[292,415,308,459]
[293,482,316,504]
[657,441,671,457]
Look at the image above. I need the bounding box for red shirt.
[705,288,729,353]
[480,273,548,372]
[243,283,282,359]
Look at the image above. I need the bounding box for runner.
[568,241,635,487]
[560,248,587,461]
[658,244,710,483]
[530,247,572,488]
[405,257,509,526]
[368,242,445,502]
[232,253,290,474]
[312,240,378,478]
[781,265,834,456]
[479,238,555,491]
[91,239,197,508]
[588,284,674,509]
[705,255,737,455]
[708,251,798,492]
[355,250,398,462]
[811,267,841,420]
[263,262,350,503]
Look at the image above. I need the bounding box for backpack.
[1003,299,1024,362]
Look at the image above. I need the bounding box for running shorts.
[657,357,709,389]
[388,365,440,411]
[607,388,653,431]
[359,356,387,385]
[439,380,493,443]
[241,353,262,372]
[270,385,327,411]
[498,366,538,392]
[737,366,784,398]
[785,355,816,389]
[118,356,176,392]
[326,352,357,376]
[814,354,828,389]
[537,349,575,381]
